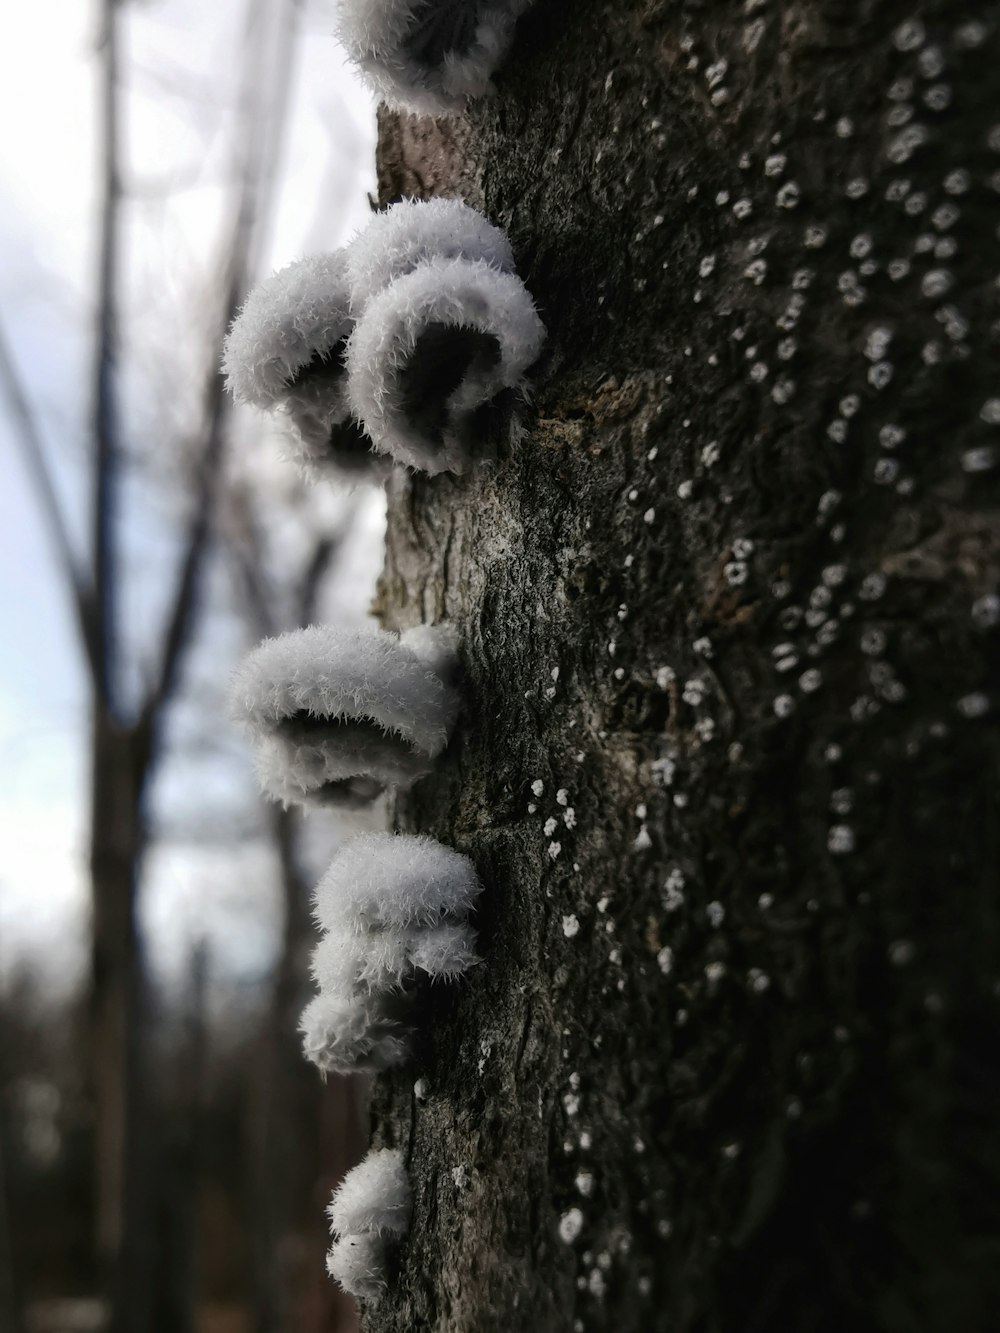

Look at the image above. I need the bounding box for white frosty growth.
[223,253,353,407]
[222,253,376,479]
[327,1148,412,1238]
[336,0,535,117]
[228,623,460,809]
[399,621,462,682]
[406,921,480,979]
[325,1232,389,1301]
[311,928,413,993]
[299,991,410,1074]
[346,256,546,475]
[345,198,515,307]
[313,833,483,935]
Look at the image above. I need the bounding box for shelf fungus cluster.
[223,198,545,478]
[336,0,536,116]
[326,1148,412,1301]
[228,621,460,810]
[223,183,537,1314]
[301,832,483,1075]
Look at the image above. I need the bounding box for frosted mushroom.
[336,0,536,117]
[222,252,377,480]
[312,833,484,935]
[325,1149,411,1300]
[347,255,546,474]
[228,623,460,809]
[299,991,410,1074]
[345,198,516,308]
[327,1147,412,1237]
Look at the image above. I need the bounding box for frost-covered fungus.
[228,623,460,809]
[299,991,410,1074]
[326,1232,389,1301]
[407,921,480,980]
[311,928,413,993]
[346,257,546,475]
[222,252,375,480]
[327,1148,412,1238]
[345,199,515,308]
[336,0,534,117]
[312,832,484,935]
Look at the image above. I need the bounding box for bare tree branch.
[139,0,301,731]
[0,319,101,681]
[91,0,124,710]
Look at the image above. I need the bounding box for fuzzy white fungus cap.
[327,1148,412,1238]
[345,198,515,308]
[407,922,480,980]
[223,253,353,408]
[346,256,546,475]
[299,991,409,1074]
[325,1232,389,1301]
[312,833,484,935]
[312,929,413,992]
[229,623,460,809]
[312,920,480,993]
[222,253,381,481]
[336,0,534,116]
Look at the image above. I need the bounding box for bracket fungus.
[228,622,460,809]
[336,0,535,116]
[345,197,516,306]
[222,252,378,480]
[325,1148,412,1300]
[347,254,546,474]
[302,833,483,1075]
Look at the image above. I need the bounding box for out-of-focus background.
[0,2,384,1329]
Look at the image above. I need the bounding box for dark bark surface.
[366,2,1000,1329]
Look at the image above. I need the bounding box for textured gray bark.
[364,2,1000,1329]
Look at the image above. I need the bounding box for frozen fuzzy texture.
[407,921,480,979]
[346,256,546,475]
[312,832,484,934]
[229,623,460,809]
[299,991,409,1074]
[253,726,429,810]
[312,928,413,992]
[399,622,461,682]
[326,1232,389,1301]
[222,252,379,480]
[345,198,515,308]
[336,0,534,116]
[223,253,353,408]
[311,920,478,992]
[327,1148,412,1238]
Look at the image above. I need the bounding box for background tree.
[1,1,370,1329]
[365,2,1000,1329]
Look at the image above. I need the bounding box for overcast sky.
[0,0,380,994]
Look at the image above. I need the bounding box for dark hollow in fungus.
[401,0,482,70]
[397,322,502,450]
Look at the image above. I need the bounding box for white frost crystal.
[228,623,460,809]
[336,0,536,116]
[325,1231,390,1301]
[222,252,375,479]
[299,991,409,1074]
[303,834,483,1074]
[325,1148,411,1300]
[312,832,484,933]
[345,198,515,307]
[347,255,546,475]
[327,1148,412,1238]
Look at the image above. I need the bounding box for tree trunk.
[367,2,1000,1330]
[89,711,153,1332]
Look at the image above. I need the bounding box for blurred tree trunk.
[369,2,1000,1330]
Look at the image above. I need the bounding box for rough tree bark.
[364,1,999,1330]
